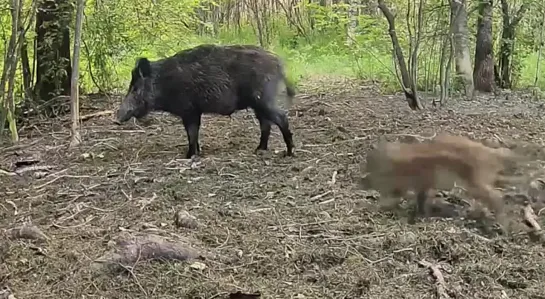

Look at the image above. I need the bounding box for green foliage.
[2,0,545,122]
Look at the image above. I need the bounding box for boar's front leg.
[182,114,202,159]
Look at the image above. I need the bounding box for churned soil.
[2,77,545,299]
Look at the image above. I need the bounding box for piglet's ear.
[135,57,152,78]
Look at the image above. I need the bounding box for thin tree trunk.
[347,0,358,45]
[498,0,527,89]
[377,0,423,110]
[473,0,495,93]
[450,0,474,97]
[70,0,85,147]
[34,0,72,115]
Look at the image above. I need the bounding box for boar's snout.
[115,101,133,124]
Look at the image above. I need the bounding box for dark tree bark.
[473,0,495,93]
[497,0,527,89]
[20,33,32,100]
[34,0,72,114]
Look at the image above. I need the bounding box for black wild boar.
[115,44,296,159]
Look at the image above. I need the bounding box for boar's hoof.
[284,149,295,157]
[254,147,268,156]
[185,152,198,160]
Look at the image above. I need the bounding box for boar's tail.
[281,73,296,109]
[285,80,296,98]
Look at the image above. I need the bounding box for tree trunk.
[346,0,358,45]
[377,0,423,110]
[20,34,32,101]
[1,0,24,141]
[450,0,474,97]
[34,0,72,115]
[498,0,527,89]
[70,0,85,148]
[473,0,495,93]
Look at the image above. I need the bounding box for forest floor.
[2,77,545,299]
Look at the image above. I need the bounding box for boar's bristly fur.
[116,44,296,159]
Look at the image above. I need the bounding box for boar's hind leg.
[253,81,295,156]
[182,114,202,159]
[254,106,294,156]
[254,111,272,152]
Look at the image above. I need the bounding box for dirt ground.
[2,77,545,299]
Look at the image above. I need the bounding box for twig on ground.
[33,175,64,189]
[217,227,230,249]
[54,203,86,224]
[329,170,337,185]
[268,219,336,229]
[52,215,95,229]
[318,198,335,205]
[1,165,55,177]
[418,260,450,299]
[80,110,113,121]
[247,207,272,213]
[5,200,18,215]
[138,193,157,210]
[0,138,42,155]
[95,129,146,134]
[310,190,332,201]
[15,165,56,175]
[0,169,16,176]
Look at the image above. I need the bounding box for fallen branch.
[5,224,49,242]
[80,110,113,121]
[15,165,56,175]
[0,169,16,176]
[329,170,338,185]
[91,233,206,273]
[0,138,42,155]
[418,260,450,299]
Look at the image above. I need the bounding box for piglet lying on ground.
[360,134,525,230]
[115,44,296,159]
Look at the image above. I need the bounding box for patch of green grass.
[519,52,545,91]
[85,20,545,96]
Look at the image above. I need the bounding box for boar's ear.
[135,57,152,78]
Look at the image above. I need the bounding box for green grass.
[519,52,545,90]
[94,25,390,94]
[39,21,545,96]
